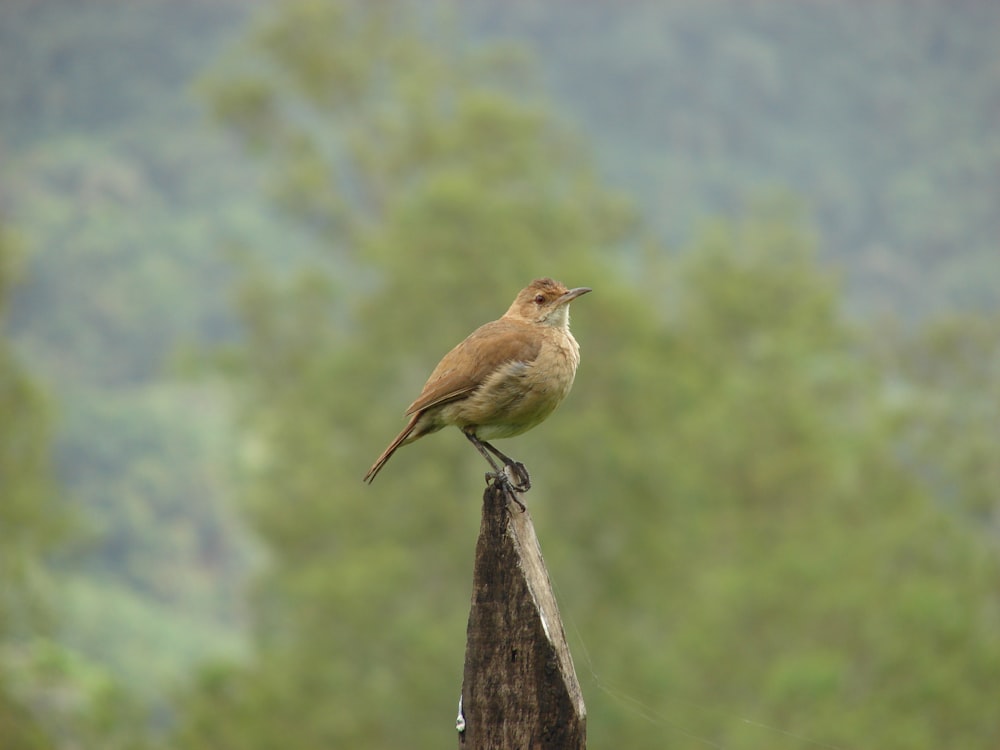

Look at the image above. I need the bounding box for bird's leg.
[462,431,531,492]
[463,431,527,511]
[463,430,504,475]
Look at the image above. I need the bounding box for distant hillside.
[466,0,1000,318]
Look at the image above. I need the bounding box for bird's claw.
[506,461,531,492]
[486,470,527,512]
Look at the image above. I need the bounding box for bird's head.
[505,278,592,327]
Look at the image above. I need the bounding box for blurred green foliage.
[2,2,267,737]
[464,0,1000,317]
[0,226,61,633]
[1,0,999,748]
[167,2,1000,749]
[1,219,163,748]
[0,225,61,748]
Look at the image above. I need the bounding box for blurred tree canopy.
[2,0,998,748]
[1,223,158,750]
[172,2,1000,749]
[463,0,1000,317]
[0,224,60,749]
[0,226,61,634]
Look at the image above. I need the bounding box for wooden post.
[458,478,586,749]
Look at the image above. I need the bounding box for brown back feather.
[406,318,542,415]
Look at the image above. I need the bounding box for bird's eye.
[533,294,545,304]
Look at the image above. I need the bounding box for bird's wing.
[405,319,541,415]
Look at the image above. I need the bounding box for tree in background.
[877,312,1000,525]
[175,2,1000,749]
[0,223,60,749]
[177,2,631,748]
[567,209,1000,748]
[0,222,154,750]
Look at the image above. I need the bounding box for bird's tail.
[363,413,420,484]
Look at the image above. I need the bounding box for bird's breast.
[447,329,580,440]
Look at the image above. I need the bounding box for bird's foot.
[486,471,527,512]
[504,461,531,492]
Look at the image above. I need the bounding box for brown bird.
[363,278,591,501]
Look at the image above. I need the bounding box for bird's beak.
[558,287,592,305]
